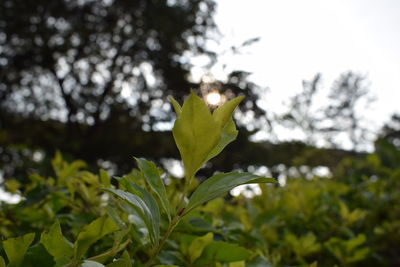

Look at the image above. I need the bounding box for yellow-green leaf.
[40,221,74,261]
[74,216,119,259]
[3,233,35,267]
[212,96,244,129]
[172,91,220,180]
[0,256,6,267]
[99,169,111,188]
[229,261,245,267]
[206,118,238,162]
[200,241,251,262]
[168,96,182,116]
[188,233,214,263]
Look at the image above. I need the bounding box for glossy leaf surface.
[135,157,172,220]
[187,172,277,213]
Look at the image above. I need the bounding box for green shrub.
[1,93,399,266]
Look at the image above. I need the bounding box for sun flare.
[205,91,222,106]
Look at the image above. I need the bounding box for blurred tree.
[0,0,217,125]
[0,0,379,183]
[282,71,374,150]
[380,113,400,149]
[0,0,268,180]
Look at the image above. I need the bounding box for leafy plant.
[0,92,276,266]
[106,92,277,265]
[1,92,400,266]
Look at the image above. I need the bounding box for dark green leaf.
[135,157,172,220]
[22,243,55,267]
[195,241,251,264]
[186,172,277,214]
[129,183,160,244]
[105,188,159,245]
[122,250,132,267]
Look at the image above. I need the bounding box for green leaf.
[0,256,6,267]
[40,221,74,261]
[128,183,161,244]
[111,178,161,241]
[212,96,244,129]
[85,229,130,264]
[105,188,159,245]
[285,232,321,258]
[74,216,119,259]
[100,169,111,188]
[348,247,370,263]
[3,233,35,267]
[104,250,132,267]
[122,250,132,267]
[186,172,277,214]
[198,241,251,263]
[205,96,243,161]
[106,205,126,229]
[22,243,55,267]
[188,233,214,263]
[135,157,172,221]
[171,93,244,180]
[168,96,182,116]
[229,262,245,267]
[172,91,220,179]
[346,234,366,252]
[206,118,238,162]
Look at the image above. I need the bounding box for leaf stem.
[144,174,194,266]
[144,215,181,267]
[177,174,193,210]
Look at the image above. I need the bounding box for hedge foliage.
[1,94,399,266]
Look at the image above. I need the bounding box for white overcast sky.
[202,0,400,125]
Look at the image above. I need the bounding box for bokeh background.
[0,0,399,197]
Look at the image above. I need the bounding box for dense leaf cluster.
[1,95,399,266]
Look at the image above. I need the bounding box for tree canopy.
[0,0,267,179]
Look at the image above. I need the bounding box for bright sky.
[202,0,400,125]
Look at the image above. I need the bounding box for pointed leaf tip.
[213,95,244,129]
[168,96,182,116]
